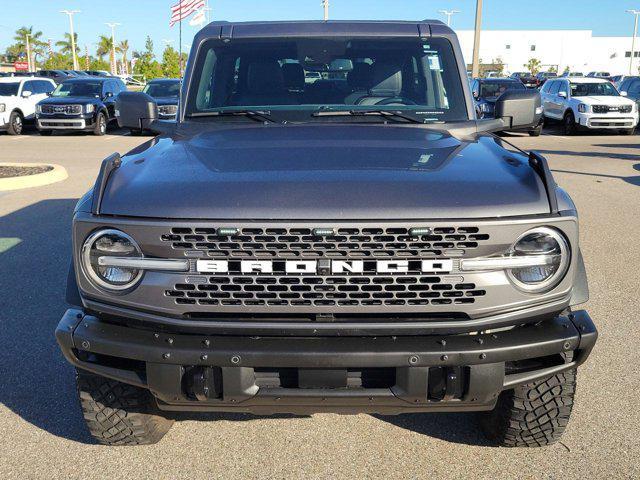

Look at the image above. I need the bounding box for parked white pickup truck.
[0,77,56,135]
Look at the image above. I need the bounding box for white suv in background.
[540,77,638,135]
[0,77,56,135]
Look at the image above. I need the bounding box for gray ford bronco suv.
[56,20,597,447]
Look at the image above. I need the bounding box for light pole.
[438,9,460,27]
[105,23,121,75]
[322,0,329,21]
[627,10,640,75]
[61,10,80,70]
[471,0,483,78]
[25,33,32,71]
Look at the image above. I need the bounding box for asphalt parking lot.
[0,126,638,479]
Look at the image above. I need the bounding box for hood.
[577,95,635,106]
[154,97,179,106]
[100,123,550,220]
[38,96,99,105]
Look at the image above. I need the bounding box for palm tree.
[10,26,46,67]
[96,35,113,60]
[117,39,130,74]
[56,32,78,56]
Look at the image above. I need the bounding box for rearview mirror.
[21,90,32,98]
[115,91,158,131]
[494,89,542,130]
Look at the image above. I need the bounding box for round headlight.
[507,227,570,293]
[81,229,143,291]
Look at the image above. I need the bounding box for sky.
[0,0,637,58]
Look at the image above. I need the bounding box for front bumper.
[56,309,597,414]
[36,114,93,130]
[576,112,638,129]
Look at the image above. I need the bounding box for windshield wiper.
[312,109,425,124]
[189,109,275,123]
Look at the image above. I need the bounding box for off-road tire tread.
[480,370,576,447]
[76,371,173,446]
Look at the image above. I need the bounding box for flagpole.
[179,3,182,124]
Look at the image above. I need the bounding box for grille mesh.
[41,104,82,114]
[167,275,486,308]
[162,226,490,259]
[161,226,490,309]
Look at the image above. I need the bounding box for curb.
[0,163,68,191]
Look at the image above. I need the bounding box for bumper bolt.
[162,353,171,360]
[166,338,174,345]
[479,353,487,360]
[81,341,90,349]
[438,339,446,346]
[201,354,208,361]
[76,313,82,319]
[563,341,571,350]
[231,355,241,365]
[441,354,448,361]
[408,355,419,365]
[154,333,160,339]
[203,339,210,347]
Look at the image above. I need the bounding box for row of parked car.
[472,71,640,135]
[0,69,112,84]
[0,75,179,135]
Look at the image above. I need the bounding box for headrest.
[281,63,305,90]
[369,62,402,97]
[347,62,373,89]
[247,61,285,94]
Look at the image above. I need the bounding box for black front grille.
[41,104,82,115]
[592,104,632,114]
[162,226,490,259]
[166,275,486,308]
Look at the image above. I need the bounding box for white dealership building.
[454,29,639,75]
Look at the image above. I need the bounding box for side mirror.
[620,91,628,97]
[115,91,158,131]
[104,91,114,99]
[494,89,542,130]
[472,90,480,99]
[558,91,567,98]
[21,90,32,98]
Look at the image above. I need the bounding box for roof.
[61,77,112,83]
[148,78,181,83]
[558,77,611,83]
[0,76,52,83]
[193,20,453,43]
[479,77,520,82]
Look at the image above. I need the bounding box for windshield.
[571,82,618,97]
[479,81,524,98]
[143,82,180,98]
[0,83,20,96]
[187,37,467,123]
[52,81,102,97]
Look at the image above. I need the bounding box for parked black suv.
[57,20,596,448]
[36,77,126,135]
[134,78,180,132]
[509,71,538,88]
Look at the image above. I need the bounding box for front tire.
[76,370,174,446]
[563,111,577,135]
[93,112,107,136]
[479,369,576,447]
[529,126,542,137]
[7,110,24,135]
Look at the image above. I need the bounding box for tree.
[117,40,130,74]
[6,26,46,67]
[133,36,163,80]
[492,57,505,76]
[56,33,78,56]
[96,35,113,61]
[43,52,73,70]
[524,58,542,75]
[549,65,558,73]
[162,45,180,78]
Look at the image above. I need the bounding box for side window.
[43,81,55,94]
[104,81,115,97]
[22,80,35,94]
[628,79,640,95]
[558,81,568,97]
[548,81,560,95]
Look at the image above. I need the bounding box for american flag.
[170,0,206,27]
